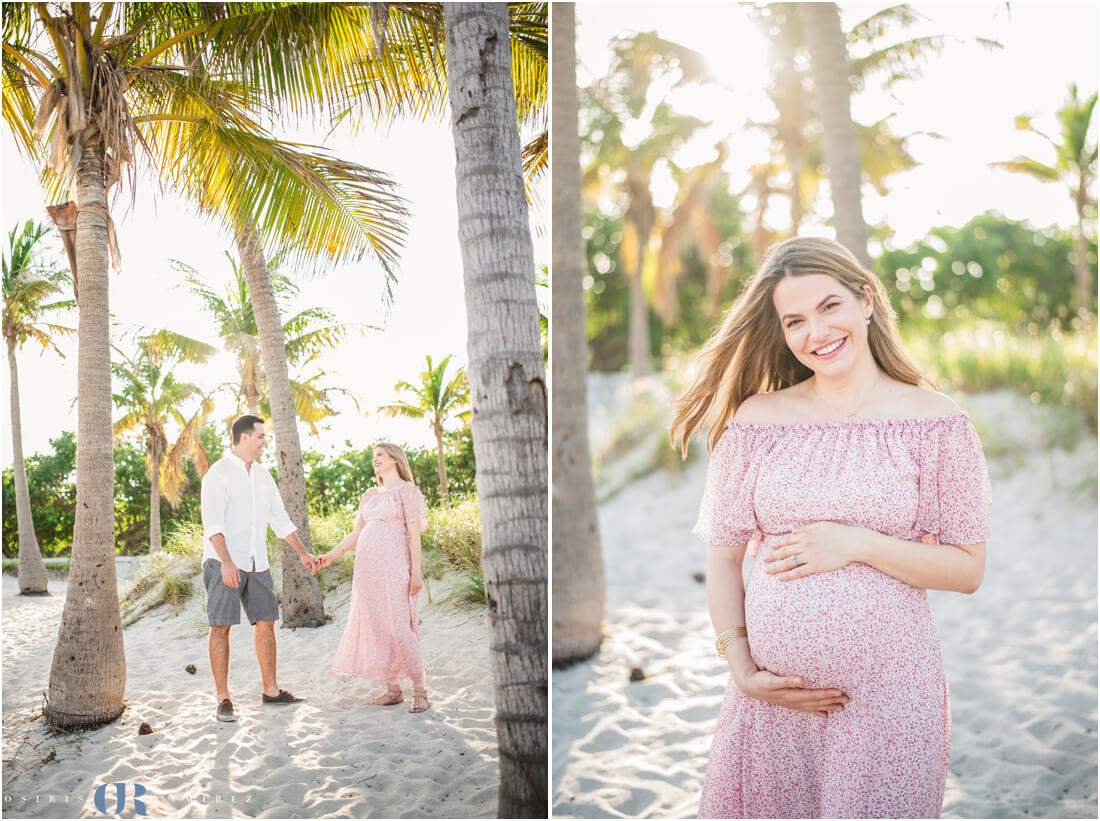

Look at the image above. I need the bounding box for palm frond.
[143,328,217,363]
[378,401,426,420]
[154,116,409,290]
[991,157,1061,183]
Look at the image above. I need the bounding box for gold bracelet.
[715,626,748,659]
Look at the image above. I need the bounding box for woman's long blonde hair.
[670,236,931,456]
[376,442,416,486]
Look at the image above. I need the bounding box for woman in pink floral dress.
[671,237,991,818]
[320,443,430,713]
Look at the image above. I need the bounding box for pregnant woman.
[671,237,991,818]
[321,443,430,713]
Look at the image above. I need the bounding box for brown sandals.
[369,686,404,706]
[409,688,429,714]
[368,685,429,712]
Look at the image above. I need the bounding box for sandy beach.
[552,390,1098,819]
[2,566,498,818]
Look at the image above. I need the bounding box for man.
[200,414,319,722]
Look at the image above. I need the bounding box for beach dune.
[3,569,498,818]
[552,391,1097,819]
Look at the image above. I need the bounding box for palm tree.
[3,2,413,728]
[994,84,1098,315]
[803,2,871,267]
[748,4,941,245]
[377,354,470,505]
[2,220,74,594]
[551,2,605,667]
[445,4,547,815]
[582,33,710,377]
[156,254,360,429]
[112,337,215,553]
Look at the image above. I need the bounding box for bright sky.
[3,109,548,461]
[576,2,1098,250]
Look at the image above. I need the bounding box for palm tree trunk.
[445,4,547,816]
[551,1,605,666]
[803,2,870,268]
[148,447,162,553]
[434,420,450,505]
[7,340,48,594]
[235,226,324,628]
[1075,184,1092,315]
[627,263,650,377]
[45,141,126,729]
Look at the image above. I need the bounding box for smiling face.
[237,422,267,463]
[773,274,873,377]
[372,447,397,476]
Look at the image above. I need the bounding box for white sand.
[553,391,1098,818]
[3,567,498,818]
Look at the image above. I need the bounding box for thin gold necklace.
[811,372,882,419]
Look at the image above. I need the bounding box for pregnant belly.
[744,550,940,691]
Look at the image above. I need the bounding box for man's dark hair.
[232,415,265,444]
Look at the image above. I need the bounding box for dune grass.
[120,522,204,625]
[905,323,1097,439]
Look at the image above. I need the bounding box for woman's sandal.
[409,688,429,714]
[369,686,403,706]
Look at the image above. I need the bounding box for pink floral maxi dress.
[332,484,429,687]
[694,415,992,819]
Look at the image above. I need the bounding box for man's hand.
[221,559,241,589]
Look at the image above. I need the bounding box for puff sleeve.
[692,423,762,548]
[400,484,429,535]
[353,492,368,531]
[916,416,992,546]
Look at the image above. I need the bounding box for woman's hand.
[409,572,423,597]
[319,551,338,569]
[736,667,848,719]
[763,522,865,581]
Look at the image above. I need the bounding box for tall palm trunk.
[148,445,162,553]
[803,2,870,268]
[551,1,605,666]
[445,4,547,816]
[235,227,324,628]
[7,340,48,594]
[46,141,126,729]
[626,171,653,377]
[1074,182,1092,315]
[433,419,450,504]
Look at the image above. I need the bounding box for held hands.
[763,522,865,581]
[300,552,321,574]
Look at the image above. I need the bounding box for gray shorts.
[203,559,279,626]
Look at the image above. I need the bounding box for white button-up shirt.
[200,452,297,572]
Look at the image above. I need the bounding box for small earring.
[865,317,871,325]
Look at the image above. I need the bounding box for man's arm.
[265,472,317,571]
[201,472,240,588]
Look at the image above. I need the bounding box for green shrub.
[423,497,484,609]
[904,323,1097,435]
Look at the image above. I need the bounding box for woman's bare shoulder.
[733,387,807,424]
[895,385,963,418]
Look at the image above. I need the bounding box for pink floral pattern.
[332,483,428,687]
[694,414,992,819]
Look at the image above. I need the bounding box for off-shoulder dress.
[694,415,992,818]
